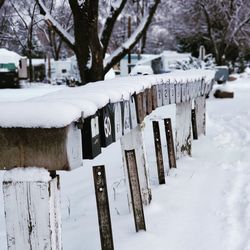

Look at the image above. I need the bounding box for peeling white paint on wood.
[66,124,83,170]
[129,95,138,129]
[123,100,131,135]
[3,170,62,250]
[195,96,206,136]
[169,83,175,104]
[156,84,163,107]
[162,82,170,105]
[175,101,192,159]
[113,102,123,141]
[120,125,151,208]
[49,176,62,250]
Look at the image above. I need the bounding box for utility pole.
[128,16,132,74]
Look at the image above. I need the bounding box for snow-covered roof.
[0,70,215,129]
[0,48,24,66]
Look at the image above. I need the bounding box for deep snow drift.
[0,74,250,249]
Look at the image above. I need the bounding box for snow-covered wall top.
[0,70,215,128]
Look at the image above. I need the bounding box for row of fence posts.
[2,96,205,250]
[91,97,204,250]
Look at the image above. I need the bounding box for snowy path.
[141,77,250,250]
[0,76,250,249]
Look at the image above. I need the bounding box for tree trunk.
[0,0,5,9]
[29,54,33,82]
[37,0,160,85]
[86,0,104,82]
[69,0,104,84]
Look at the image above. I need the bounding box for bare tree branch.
[199,2,220,63]
[36,0,75,51]
[104,0,161,74]
[9,0,29,30]
[100,0,128,57]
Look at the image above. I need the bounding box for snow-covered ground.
[0,74,250,249]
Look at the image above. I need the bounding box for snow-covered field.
[0,74,250,249]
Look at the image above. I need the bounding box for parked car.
[0,63,19,88]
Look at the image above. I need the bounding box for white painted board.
[175,101,192,159]
[3,173,62,250]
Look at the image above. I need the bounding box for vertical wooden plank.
[163,81,170,105]
[3,169,62,250]
[191,109,198,140]
[191,82,194,99]
[164,118,177,169]
[175,82,181,103]
[186,81,190,101]
[181,83,187,103]
[142,90,147,119]
[175,101,192,159]
[156,83,163,107]
[120,126,152,206]
[135,92,144,124]
[194,96,206,136]
[129,94,138,129]
[194,81,198,98]
[201,79,206,96]
[152,121,165,184]
[198,80,202,96]
[111,102,123,141]
[93,165,114,250]
[125,150,146,232]
[169,83,175,104]
[151,85,158,110]
[146,88,153,115]
[205,82,210,96]
[49,175,62,250]
[122,100,131,135]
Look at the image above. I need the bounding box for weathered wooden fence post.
[164,118,177,169]
[3,168,62,250]
[120,125,152,206]
[125,150,146,232]
[191,108,198,140]
[93,165,114,250]
[175,101,192,159]
[194,96,206,136]
[152,121,165,184]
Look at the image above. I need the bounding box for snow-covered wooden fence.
[0,70,214,249]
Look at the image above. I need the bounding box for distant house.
[120,51,192,76]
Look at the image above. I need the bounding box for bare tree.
[169,0,250,65]
[0,2,13,48]
[9,0,42,81]
[100,0,128,57]
[37,0,160,84]
[37,0,73,60]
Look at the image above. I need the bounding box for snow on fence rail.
[0,70,215,249]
